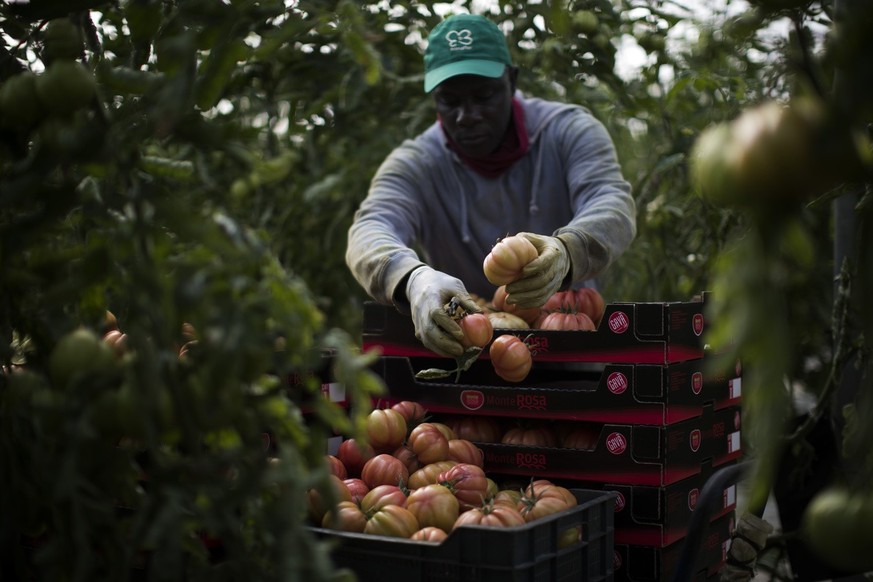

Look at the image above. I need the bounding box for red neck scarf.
[441,98,530,179]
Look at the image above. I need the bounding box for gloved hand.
[406,266,482,358]
[505,232,571,309]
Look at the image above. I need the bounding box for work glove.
[505,232,571,309]
[406,266,482,358]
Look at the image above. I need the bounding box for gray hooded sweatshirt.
[346,93,637,305]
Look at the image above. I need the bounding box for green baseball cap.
[424,14,512,93]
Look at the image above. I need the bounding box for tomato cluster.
[307,401,585,542]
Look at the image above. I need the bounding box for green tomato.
[41,18,83,64]
[802,487,873,573]
[0,71,46,130]
[49,328,116,388]
[36,61,97,117]
[572,10,599,35]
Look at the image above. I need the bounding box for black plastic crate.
[310,489,615,582]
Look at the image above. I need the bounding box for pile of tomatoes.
[307,401,583,543]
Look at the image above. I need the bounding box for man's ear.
[508,66,519,92]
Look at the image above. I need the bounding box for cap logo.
[445,29,474,50]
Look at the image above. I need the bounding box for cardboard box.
[613,511,734,581]
[362,295,709,365]
[371,355,741,425]
[577,462,739,547]
[475,406,742,486]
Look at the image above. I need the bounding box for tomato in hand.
[491,286,542,326]
[459,313,493,349]
[489,334,533,383]
[483,235,539,286]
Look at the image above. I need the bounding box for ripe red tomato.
[342,478,370,505]
[443,415,502,443]
[336,438,375,479]
[492,285,542,325]
[408,461,457,489]
[406,484,460,533]
[360,454,410,489]
[306,474,353,525]
[360,484,408,514]
[364,505,420,538]
[459,313,494,349]
[489,334,533,383]
[321,500,367,532]
[366,408,408,453]
[453,504,526,528]
[410,526,448,542]
[501,426,558,448]
[483,235,539,286]
[447,439,484,468]
[392,444,422,475]
[408,423,450,465]
[537,311,596,331]
[326,455,347,480]
[390,400,428,432]
[561,425,600,450]
[438,463,489,511]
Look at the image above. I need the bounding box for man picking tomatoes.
[346,13,636,357]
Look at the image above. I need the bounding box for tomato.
[0,71,45,131]
[540,289,605,327]
[41,18,83,64]
[390,400,428,433]
[483,235,539,286]
[561,425,600,450]
[489,335,533,383]
[443,415,502,443]
[430,422,457,441]
[484,478,499,502]
[102,329,130,356]
[406,484,460,533]
[49,328,117,389]
[573,10,600,35]
[36,61,96,116]
[392,444,421,475]
[447,439,484,468]
[492,489,522,509]
[501,426,558,448]
[537,311,596,331]
[307,475,353,525]
[326,455,347,480]
[487,311,530,330]
[574,288,606,326]
[366,408,408,453]
[410,526,448,543]
[518,494,570,523]
[438,463,489,511]
[408,423,449,465]
[360,484,408,514]
[459,313,493,349]
[802,487,873,573]
[491,286,542,325]
[360,454,410,489]
[342,478,369,504]
[408,461,457,489]
[453,504,526,529]
[336,438,375,479]
[364,505,420,538]
[321,500,367,533]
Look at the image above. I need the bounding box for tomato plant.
[405,484,460,533]
[360,454,409,489]
[482,235,539,286]
[489,334,533,383]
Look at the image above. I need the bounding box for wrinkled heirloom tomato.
[365,408,407,452]
[406,484,460,533]
[364,505,420,538]
[453,503,526,529]
[459,313,494,349]
[489,334,533,383]
[483,235,539,286]
[537,311,596,331]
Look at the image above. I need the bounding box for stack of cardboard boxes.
[362,293,743,581]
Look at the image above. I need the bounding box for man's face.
[432,68,517,159]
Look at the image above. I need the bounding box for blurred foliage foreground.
[1,0,873,579]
